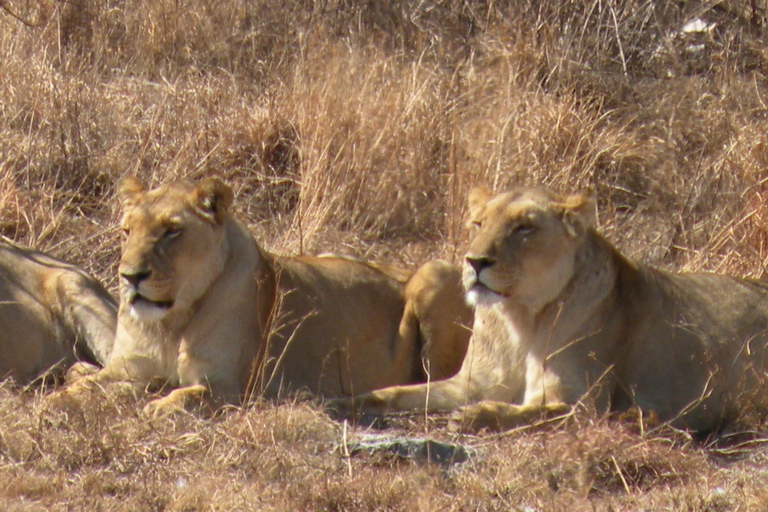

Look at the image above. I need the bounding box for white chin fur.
[465,288,480,306]
[130,301,170,322]
[465,286,504,308]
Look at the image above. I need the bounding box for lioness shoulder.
[58,177,470,418]
[330,186,768,434]
[0,242,116,384]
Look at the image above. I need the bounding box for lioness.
[0,242,116,384]
[59,177,471,417]
[329,186,768,433]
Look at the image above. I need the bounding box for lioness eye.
[121,227,130,237]
[165,226,182,239]
[515,223,535,235]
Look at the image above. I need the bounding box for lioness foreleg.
[326,378,473,420]
[449,401,571,433]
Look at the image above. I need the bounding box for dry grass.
[5,383,768,511]
[3,0,768,509]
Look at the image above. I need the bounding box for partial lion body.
[326,299,525,418]
[259,255,413,396]
[0,242,116,384]
[601,256,768,430]
[331,186,768,433]
[258,257,473,398]
[64,178,471,417]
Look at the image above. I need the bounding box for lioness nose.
[466,256,495,275]
[120,269,151,287]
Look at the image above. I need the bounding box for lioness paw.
[142,385,209,419]
[64,362,101,385]
[42,377,100,411]
[449,402,516,433]
[450,402,571,433]
[324,397,355,420]
[142,396,184,419]
[325,393,390,421]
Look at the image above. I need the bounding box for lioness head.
[117,176,234,322]
[463,186,595,311]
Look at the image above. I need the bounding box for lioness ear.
[192,177,233,224]
[467,186,493,227]
[117,176,145,209]
[559,191,596,238]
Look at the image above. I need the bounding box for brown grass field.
[3,0,768,509]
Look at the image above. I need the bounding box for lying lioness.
[0,242,116,384]
[57,177,471,417]
[328,186,768,433]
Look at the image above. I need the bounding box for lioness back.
[0,242,116,384]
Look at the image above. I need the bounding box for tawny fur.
[0,242,116,384]
[59,177,471,417]
[329,186,768,433]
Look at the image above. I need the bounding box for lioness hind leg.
[142,384,209,419]
[54,270,117,367]
[449,401,571,433]
[403,260,472,381]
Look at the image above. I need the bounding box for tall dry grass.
[3,0,768,509]
[3,0,767,274]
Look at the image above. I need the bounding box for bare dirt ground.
[3,1,768,510]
